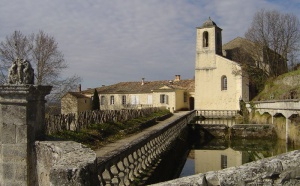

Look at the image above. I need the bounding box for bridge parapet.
[246,99,300,118]
[96,111,196,185]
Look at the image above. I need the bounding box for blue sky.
[0,0,299,89]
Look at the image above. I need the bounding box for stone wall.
[0,85,51,185]
[190,123,275,140]
[35,141,99,186]
[152,150,300,185]
[230,124,276,139]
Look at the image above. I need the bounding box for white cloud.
[0,0,299,89]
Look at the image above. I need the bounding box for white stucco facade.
[194,18,249,111]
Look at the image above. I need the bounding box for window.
[122,95,126,105]
[184,92,188,102]
[101,96,105,105]
[147,95,153,104]
[221,155,227,169]
[203,31,209,47]
[221,75,227,90]
[110,96,114,105]
[160,94,168,104]
[131,95,139,105]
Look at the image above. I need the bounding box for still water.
[179,137,300,177]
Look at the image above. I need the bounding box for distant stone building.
[61,75,194,114]
[61,92,91,115]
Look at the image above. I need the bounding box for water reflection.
[180,139,300,177]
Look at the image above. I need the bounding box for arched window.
[203,31,209,47]
[221,76,227,90]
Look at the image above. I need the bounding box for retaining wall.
[190,123,276,140]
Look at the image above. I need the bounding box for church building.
[194,18,249,111]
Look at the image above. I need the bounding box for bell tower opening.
[203,31,209,47]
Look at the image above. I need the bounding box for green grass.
[48,109,172,149]
[254,69,300,101]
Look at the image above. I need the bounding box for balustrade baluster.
[132,151,140,178]
[127,153,136,182]
[121,156,131,185]
[140,146,148,170]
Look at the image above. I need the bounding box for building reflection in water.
[194,148,250,174]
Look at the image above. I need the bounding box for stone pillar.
[286,118,290,145]
[0,85,51,186]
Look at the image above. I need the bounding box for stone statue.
[8,58,34,85]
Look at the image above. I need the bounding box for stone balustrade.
[96,111,196,185]
[196,110,238,118]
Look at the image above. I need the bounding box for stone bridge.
[95,111,195,185]
[246,99,300,143]
[246,99,300,120]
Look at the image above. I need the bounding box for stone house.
[61,92,91,115]
[61,75,195,114]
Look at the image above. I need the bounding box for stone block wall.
[230,124,276,139]
[35,141,99,186]
[0,85,51,185]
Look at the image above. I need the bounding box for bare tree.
[245,9,300,77]
[32,31,68,85]
[0,30,81,114]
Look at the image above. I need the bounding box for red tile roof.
[65,92,90,98]
[81,79,195,94]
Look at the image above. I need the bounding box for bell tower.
[195,17,222,70]
[194,17,223,110]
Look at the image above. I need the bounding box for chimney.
[78,84,81,92]
[174,75,181,82]
[141,78,145,85]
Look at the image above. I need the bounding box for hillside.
[253,69,300,101]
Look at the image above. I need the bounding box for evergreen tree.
[92,89,100,110]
